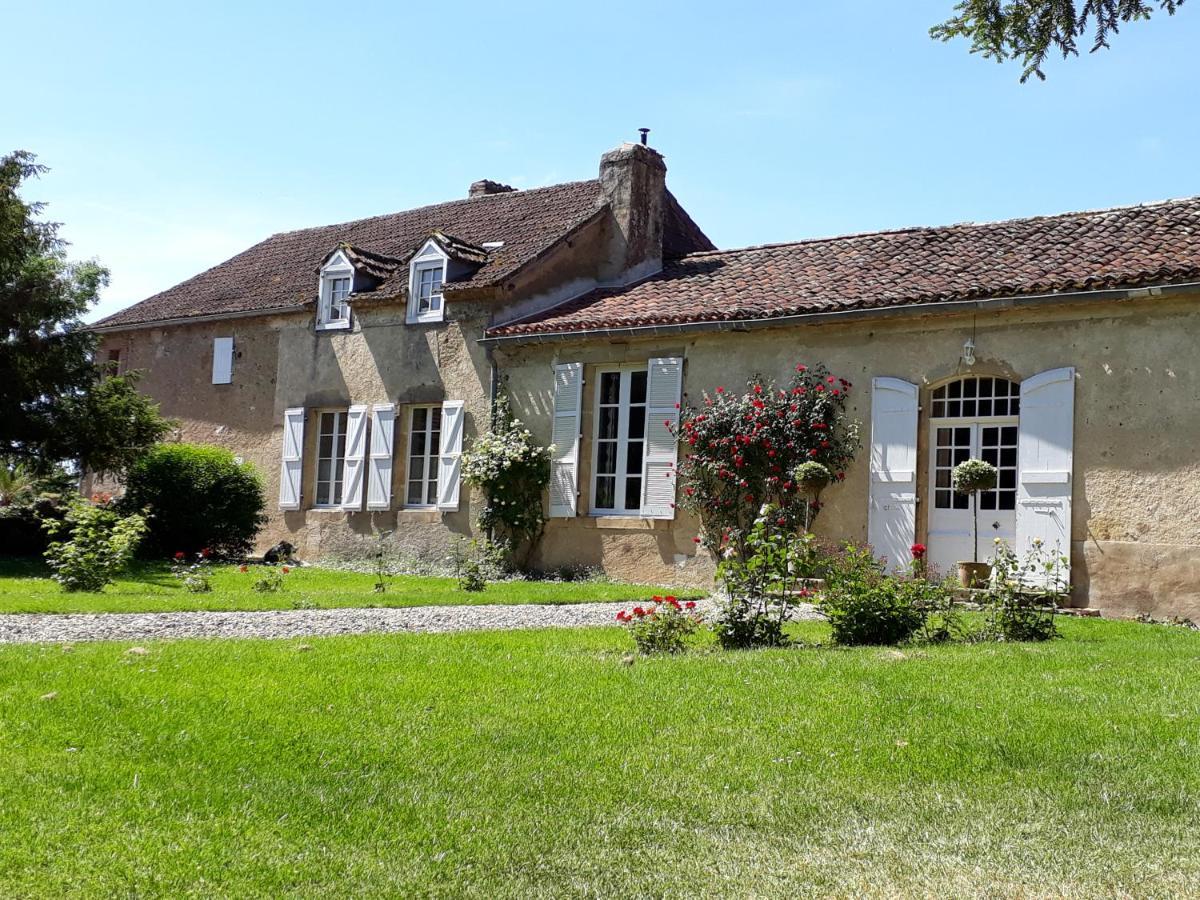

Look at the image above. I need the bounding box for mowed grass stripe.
[0,559,699,615]
[0,617,1197,896]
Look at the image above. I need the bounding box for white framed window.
[317,252,353,330]
[314,410,349,507]
[590,366,648,515]
[406,405,442,507]
[407,240,447,324]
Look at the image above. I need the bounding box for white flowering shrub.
[460,394,551,566]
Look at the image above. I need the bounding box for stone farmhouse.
[93,139,1200,619]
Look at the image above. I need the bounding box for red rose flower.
[238,564,248,573]
[174,551,185,560]
[281,566,290,574]
[685,600,697,610]
[911,543,927,559]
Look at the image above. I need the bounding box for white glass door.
[927,422,1018,575]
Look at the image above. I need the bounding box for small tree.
[460,394,550,568]
[952,458,998,564]
[121,443,266,559]
[43,497,147,592]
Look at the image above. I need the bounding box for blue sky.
[6,0,1198,321]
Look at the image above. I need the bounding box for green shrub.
[820,544,928,646]
[713,513,824,649]
[43,498,147,592]
[616,596,703,654]
[252,567,288,593]
[121,443,266,559]
[977,540,1062,642]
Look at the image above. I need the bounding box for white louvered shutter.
[366,403,396,511]
[1015,367,1075,589]
[340,404,369,511]
[212,337,234,384]
[549,363,583,517]
[279,407,305,510]
[868,378,919,573]
[641,357,683,519]
[437,401,465,511]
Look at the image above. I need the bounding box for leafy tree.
[0,150,172,475]
[932,0,1186,81]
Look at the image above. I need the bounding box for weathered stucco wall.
[499,292,1200,617]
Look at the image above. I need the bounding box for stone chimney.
[598,141,667,281]
[469,179,516,198]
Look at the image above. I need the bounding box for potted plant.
[791,460,832,532]
[951,458,999,589]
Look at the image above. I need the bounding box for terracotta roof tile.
[95,182,712,329]
[488,197,1200,338]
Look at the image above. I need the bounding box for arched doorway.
[927,376,1020,575]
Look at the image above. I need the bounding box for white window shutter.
[437,401,465,511]
[212,337,234,384]
[868,377,919,573]
[279,407,305,510]
[366,403,396,511]
[341,404,369,511]
[641,357,683,519]
[1015,367,1075,589]
[549,363,583,517]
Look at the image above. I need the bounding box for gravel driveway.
[0,600,820,645]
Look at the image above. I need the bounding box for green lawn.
[0,559,698,614]
[0,618,1197,896]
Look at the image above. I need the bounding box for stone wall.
[499,292,1200,618]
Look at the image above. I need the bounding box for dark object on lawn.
[263,542,295,565]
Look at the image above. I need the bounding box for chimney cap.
[469,179,516,198]
[638,128,650,145]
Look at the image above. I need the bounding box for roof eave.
[479,281,1200,346]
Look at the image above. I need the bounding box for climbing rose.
[911,543,927,559]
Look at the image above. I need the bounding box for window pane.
[407,481,422,505]
[624,477,642,511]
[953,493,969,510]
[409,457,425,481]
[978,377,993,398]
[598,408,619,440]
[1001,447,1017,467]
[600,372,620,405]
[626,440,644,475]
[431,408,442,430]
[962,378,977,398]
[316,482,330,506]
[597,442,617,475]
[427,478,438,506]
[630,371,647,405]
[595,476,616,510]
[935,489,950,509]
[412,432,426,456]
[628,408,646,440]
[961,399,976,417]
[412,407,427,432]
[981,492,997,510]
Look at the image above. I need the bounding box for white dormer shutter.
[366,403,396,511]
[641,357,683,519]
[437,401,465,511]
[868,378,919,572]
[279,408,305,510]
[340,404,369,511]
[211,337,234,384]
[549,363,583,518]
[1015,367,1075,589]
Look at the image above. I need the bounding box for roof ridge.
[272,178,601,241]
[676,195,1200,262]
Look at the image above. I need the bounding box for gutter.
[477,281,1200,347]
[90,304,304,334]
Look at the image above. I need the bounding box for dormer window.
[408,240,448,324]
[317,251,354,330]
